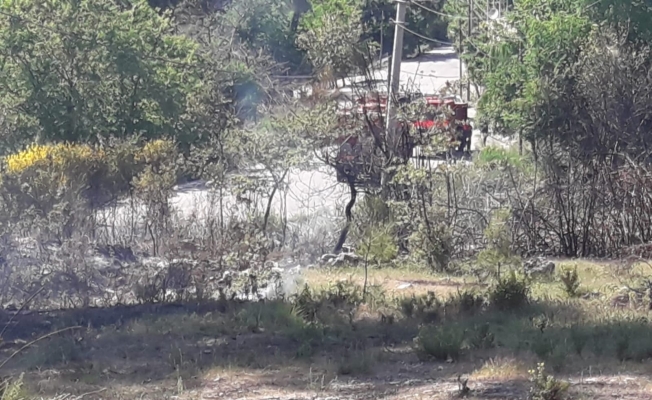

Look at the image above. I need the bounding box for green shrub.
[409,221,454,272]
[489,271,530,310]
[358,227,398,265]
[399,295,417,318]
[413,324,465,361]
[449,290,486,314]
[476,209,521,279]
[468,323,495,349]
[398,292,440,322]
[528,362,570,400]
[291,281,366,324]
[560,266,580,297]
[476,146,527,170]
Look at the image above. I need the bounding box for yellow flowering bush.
[2,143,108,216]
[4,140,175,188]
[5,143,104,177]
[137,139,176,166]
[1,139,180,226]
[5,144,52,174]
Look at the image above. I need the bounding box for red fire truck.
[336,92,471,145]
[332,92,473,184]
[409,94,472,152]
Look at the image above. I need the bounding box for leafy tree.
[297,4,371,85]
[0,0,208,149]
[403,0,449,55]
[299,0,450,73]
[224,0,306,73]
[469,0,652,138]
[358,0,394,53]
[462,0,652,257]
[233,107,311,234]
[300,0,357,29]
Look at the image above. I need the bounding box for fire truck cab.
[413,94,473,152]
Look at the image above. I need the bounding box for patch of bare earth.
[191,359,652,399]
[303,267,486,298]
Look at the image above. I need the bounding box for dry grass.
[302,265,484,298]
[2,259,652,399]
[470,356,529,381]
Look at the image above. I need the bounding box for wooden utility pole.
[385,0,407,148]
[379,10,384,62]
[458,24,463,97]
[467,0,472,101]
[381,0,407,187]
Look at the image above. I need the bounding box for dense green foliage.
[0,0,206,149]
[226,0,306,71]
[469,0,652,139]
[0,0,451,153]
[460,0,652,257]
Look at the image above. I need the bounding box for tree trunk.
[262,171,288,234]
[334,176,357,253]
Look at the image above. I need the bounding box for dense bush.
[560,266,581,298]
[413,324,465,361]
[489,271,530,310]
[0,0,207,148]
[0,139,178,228]
[528,362,570,400]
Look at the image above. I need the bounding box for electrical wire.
[402,0,524,63]
[407,0,469,21]
[391,19,455,45]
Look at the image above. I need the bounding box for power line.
[391,19,455,46]
[407,0,467,20]
[390,19,516,62]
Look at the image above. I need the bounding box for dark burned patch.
[0,302,233,341]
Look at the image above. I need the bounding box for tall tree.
[468,0,652,138]
[0,0,206,149]
[297,2,370,86]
